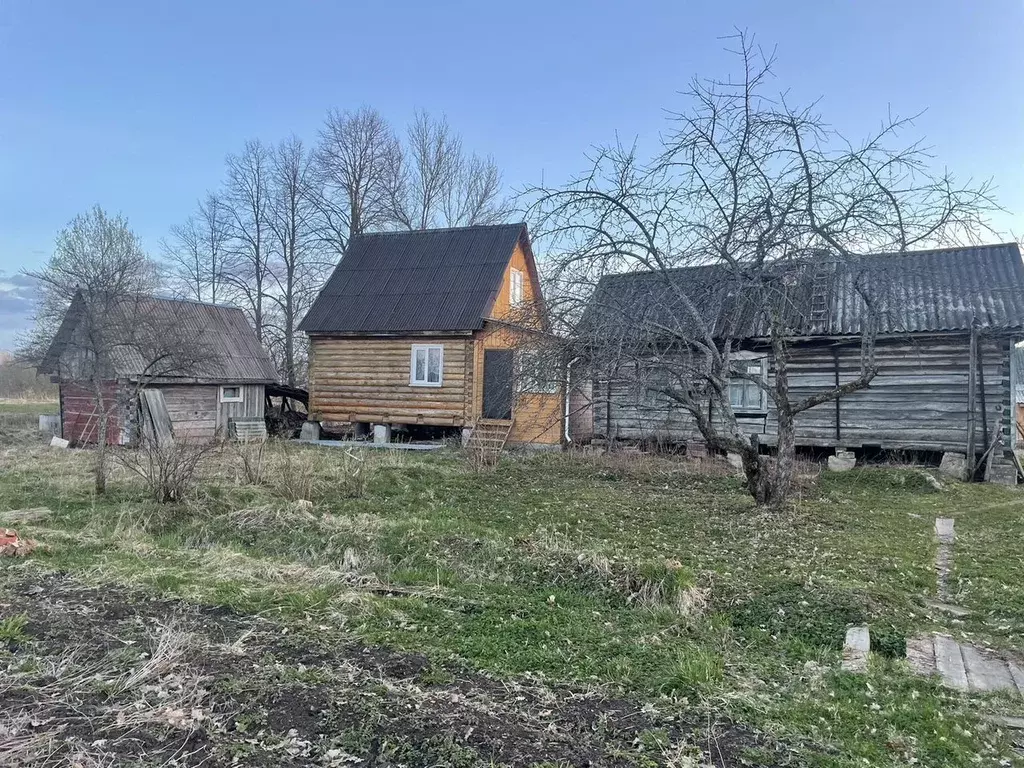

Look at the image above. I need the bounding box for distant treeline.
[0,355,58,401]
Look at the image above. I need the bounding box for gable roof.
[41,293,279,383]
[585,243,1024,341]
[298,223,535,334]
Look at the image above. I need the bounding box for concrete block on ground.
[299,421,320,441]
[726,452,743,470]
[841,625,870,672]
[38,415,60,435]
[939,452,967,479]
[986,462,1018,486]
[49,436,69,449]
[935,517,956,544]
[828,450,856,472]
[373,424,392,445]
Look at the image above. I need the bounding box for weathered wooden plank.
[933,634,969,691]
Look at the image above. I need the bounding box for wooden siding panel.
[60,380,129,445]
[160,385,218,441]
[599,336,1013,453]
[471,323,563,445]
[487,242,539,321]
[309,336,472,426]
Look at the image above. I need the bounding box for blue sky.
[1,0,1022,349]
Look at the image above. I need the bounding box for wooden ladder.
[466,418,514,464]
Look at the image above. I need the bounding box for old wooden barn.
[299,223,564,450]
[40,293,278,444]
[576,243,1024,480]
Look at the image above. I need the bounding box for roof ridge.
[355,223,525,238]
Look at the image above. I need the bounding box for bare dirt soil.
[1,571,780,767]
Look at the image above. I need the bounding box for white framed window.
[729,356,767,412]
[220,385,244,403]
[410,344,444,387]
[510,268,524,305]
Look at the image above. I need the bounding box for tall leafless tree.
[224,140,273,341]
[266,136,328,386]
[161,193,231,304]
[388,110,508,230]
[24,207,210,494]
[312,107,400,254]
[530,34,995,506]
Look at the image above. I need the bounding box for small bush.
[233,439,268,485]
[116,438,215,503]
[870,626,907,659]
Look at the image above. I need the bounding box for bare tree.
[266,136,328,385]
[24,207,211,494]
[312,107,401,254]
[530,34,994,506]
[224,140,273,341]
[388,110,509,230]
[161,193,231,304]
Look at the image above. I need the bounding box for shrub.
[116,438,215,503]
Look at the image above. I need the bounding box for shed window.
[220,386,243,403]
[410,345,443,387]
[729,358,767,412]
[510,268,524,306]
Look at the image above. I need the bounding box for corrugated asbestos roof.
[585,243,1024,340]
[41,293,278,383]
[298,223,528,333]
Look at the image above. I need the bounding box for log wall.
[596,335,1013,453]
[308,335,474,426]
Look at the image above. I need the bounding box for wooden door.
[483,349,514,420]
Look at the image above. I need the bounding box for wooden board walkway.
[908,633,1024,696]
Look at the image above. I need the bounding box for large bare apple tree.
[529,35,994,506]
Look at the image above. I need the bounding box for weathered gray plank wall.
[215,384,265,434]
[596,335,1011,453]
[158,383,265,441]
[159,385,218,441]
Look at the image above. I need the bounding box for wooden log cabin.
[577,243,1024,479]
[299,223,564,448]
[39,293,278,444]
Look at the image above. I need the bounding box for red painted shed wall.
[61,381,127,445]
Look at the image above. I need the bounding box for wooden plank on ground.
[961,644,1017,693]
[933,634,969,691]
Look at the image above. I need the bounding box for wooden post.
[966,320,979,479]
[832,345,841,443]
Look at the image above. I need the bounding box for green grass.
[0,443,1022,766]
[0,400,57,415]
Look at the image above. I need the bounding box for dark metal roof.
[41,293,279,383]
[298,223,528,334]
[585,243,1024,340]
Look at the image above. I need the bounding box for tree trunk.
[94,383,108,495]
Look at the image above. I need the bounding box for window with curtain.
[729,358,766,411]
[410,344,444,387]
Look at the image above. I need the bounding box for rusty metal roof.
[586,243,1024,340]
[298,223,528,334]
[41,293,278,383]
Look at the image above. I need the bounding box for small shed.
[40,294,278,444]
